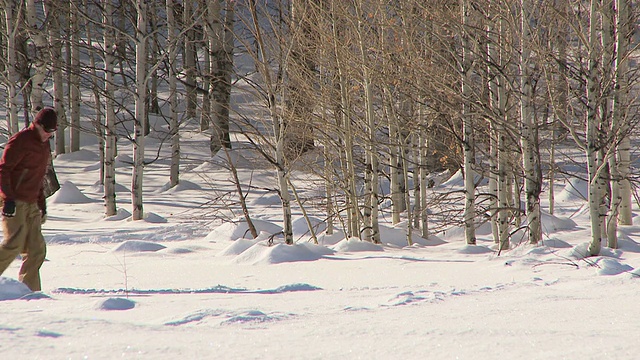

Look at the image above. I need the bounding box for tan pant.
[0,200,46,291]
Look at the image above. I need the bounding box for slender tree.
[3,0,20,133]
[25,0,47,112]
[131,0,148,221]
[103,0,117,216]
[69,2,81,151]
[587,0,604,256]
[520,0,542,245]
[461,0,476,245]
[166,0,180,188]
[248,0,293,244]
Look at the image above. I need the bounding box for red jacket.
[0,126,51,211]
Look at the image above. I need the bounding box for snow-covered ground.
[1,123,639,360]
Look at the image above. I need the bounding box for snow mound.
[55,149,100,162]
[111,240,167,253]
[299,242,336,256]
[618,238,640,253]
[47,233,84,245]
[565,243,594,259]
[378,222,447,247]
[292,216,327,237]
[441,222,493,241]
[593,258,633,276]
[233,242,325,265]
[540,212,577,232]
[556,178,588,202]
[90,181,129,193]
[439,169,487,188]
[565,242,620,259]
[159,180,202,193]
[316,229,346,246]
[331,238,384,252]
[50,181,94,204]
[143,212,168,223]
[206,219,283,241]
[97,297,136,310]
[0,277,32,300]
[218,238,260,256]
[103,208,132,221]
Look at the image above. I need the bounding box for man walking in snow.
[0,107,57,291]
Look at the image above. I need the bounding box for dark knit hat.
[34,107,58,132]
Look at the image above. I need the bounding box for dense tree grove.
[0,0,638,254]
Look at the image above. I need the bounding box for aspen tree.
[131,0,148,221]
[43,1,67,155]
[330,1,359,238]
[461,0,476,245]
[520,0,541,245]
[547,0,569,216]
[69,2,81,152]
[248,0,293,244]
[285,0,316,157]
[496,9,510,250]
[487,5,500,244]
[206,0,234,155]
[613,0,633,227]
[418,128,429,239]
[147,1,160,118]
[587,0,603,256]
[25,0,46,112]
[84,0,104,184]
[103,0,117,217]
[206,0,223,153]
[354,0,380,243]
[166,0,180,188]
[603,0,618,248]
[183,0,197,121]
[2,0,20,133]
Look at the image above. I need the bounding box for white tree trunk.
[103,0,117,216]
[487,11,499,244]
[615,0,632,226]
[389,118,402,225]
[84,0,104,185]
[207,0,223,153]
[26,0,47,112]
[549,9,568,216]
[587,0,603,256]
[3,0,19,133]
[166,0,180,188]
[402,132,413,246]
[330,3,359,238]
[461,0,476,245]
[355,3,380,243]
[599,1,616,245]
[419,129,429,239]
[69,5,81,152]
[497,14,510,250]
[520,0,541,245]
[44,1,66,155]
[131,0,148,221]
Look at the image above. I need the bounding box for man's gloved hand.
[2,200,16,217]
